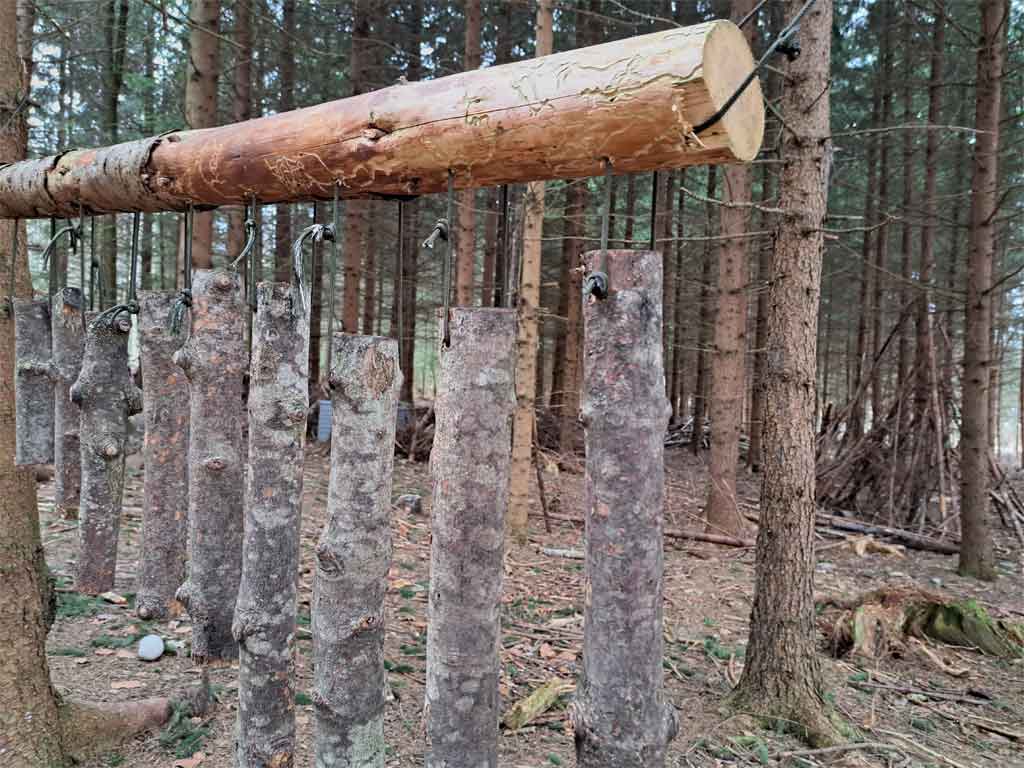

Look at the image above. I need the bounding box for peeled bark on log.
[426,308,516,768]
[571,250,677,768]
[135,291,189,620]
[51,288,85,517]
[312,334,400,768]
[72,311,139,595]
[0,22,763,219]
[235,281,310,768]
[173,269,246,664]
[13,298,53,465]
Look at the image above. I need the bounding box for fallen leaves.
[173,752,205,768]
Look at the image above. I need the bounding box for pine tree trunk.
[342,0,370,333]
[313,334,400,767]
[558,182,586,457]
[670,170,687,421]
[729,0,841,747]
[691,167,717,454]
[52,288,85,518]
[622,174,636,247]
[455,0,481,307]
[99,0,127,307]
[235,281,310,767]
[959,0,1005,580]
[13,298,53,465]
[362,203,376,335]
[747,168,772,471]
[136,292,190,620]
[72,312,139,595]
[310,211,324,388]
[273,0,296,283]
[572,250,676,767]
[173,269,246,662]
[226,0,253,260]
[426,308,515,768]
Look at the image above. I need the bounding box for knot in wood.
[202,456,228,472]
[214,274,234,291]
[99,439,120,459]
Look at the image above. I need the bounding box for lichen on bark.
[51,287,85,518]
[13,297,54,465]
[312,333,400,768]
[426,308,516,768]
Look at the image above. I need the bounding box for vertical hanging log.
[13,298,53,465]
[312,334,400,767]
[571,250,677,768]
[426,308,516,768]
[51,287,85,516]
[136,291,190,620]
[173,269,246,663]
[72,311,140,594]
[235,281,311,767]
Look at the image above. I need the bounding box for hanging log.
[312,334,400,768]
[571,250,677,768]
[72,311,140,595]
[51,288,85,517]
[426,308,516,768]
[13,298,53,465]
[135,291,190,620]
[174,269,246,664]
[235,281,311,767]
[0,22,763,220]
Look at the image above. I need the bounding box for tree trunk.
[399,200,419,404]
[72,312,139,595]
[747,164,772,471]
[135,292,190,620]
[691,167,717,454]
[959,0,1006,580]
[235,281,310,767]
[426,308,516,768]
[481,188,498,306]
[670,170,687,421]
[226,0,253,261]
[729,0,842,748]
[571,250,676,767]
[895,11,914,410]
[274,0,296,283]
[99,0,127,307]
[173,269,246,662]
[313,334,400,767]
[558,181,586,457]
[13,298,53,465]
[185,0,221,269]
[455,0,482,307]
[342,0,370,333]
[52,288,85,518]
[361,203,376,335]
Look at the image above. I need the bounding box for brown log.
[0,22,763,220]
[816,512,959,555]
[51,288,85,516]
[13,298,53,465]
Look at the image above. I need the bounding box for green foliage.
[51,646,87,657]
[159,702,211,759]
[294,691,313,706]
[56,591,103,619]
[90,634,137,649]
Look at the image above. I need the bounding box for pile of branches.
[395,405,434,462]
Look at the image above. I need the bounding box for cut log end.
[702,20,764,163]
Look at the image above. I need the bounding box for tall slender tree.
[274,0,295,282]
[455,0,481,307]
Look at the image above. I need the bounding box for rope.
[183,204,193,291]
[440,170,455,346]
[167,289,192,336]
[291,223,332,317]
[94,212,141,329]
[41,222,80,298]
[325,184,340,374]
[584,160,613,299]
[249,195,259,313]
[88,217,97,310]
[229,213,257,271]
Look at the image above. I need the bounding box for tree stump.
[426,308,516,768]
[234,282,311,767]
[173,269,246,663]
[135,291,190,620]
[51,288,85,518]
[571,250,677,768]
[13,297,53,465]
[72,311,140,595]
[312,334,400,768]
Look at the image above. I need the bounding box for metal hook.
[290,223,333,317]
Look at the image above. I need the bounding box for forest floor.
[39,448,1023,768]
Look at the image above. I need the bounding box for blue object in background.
[317,400,332,442]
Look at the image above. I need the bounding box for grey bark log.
[571,250,677,767]
[173,269,246,663]
[136,291,189,620]
[13,298,53,465]
[234,282,311,768]
[51,288,85,516]
[426,308,516,768]
[72,311,139,594]
[312,334,400,768]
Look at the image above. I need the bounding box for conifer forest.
[2,0,1024,766]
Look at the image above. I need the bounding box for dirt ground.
[39,448,1023,768]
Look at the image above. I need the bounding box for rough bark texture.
[729,0,840,747]
[455,0,482,308]
[235,281,310,768]
[13,298,53,465]
[571,250,676,768]
[174,269,246,663]
[72,312,139,595]
[225,0,253,260]
[312,334,400,768]
[136,291,190,620]
[959,0,1005,581]
[426,308,516,768]
[691,168,717,454]
[51,287,85,517]
[0,23,763,219]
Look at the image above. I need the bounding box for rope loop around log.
[229,213,257,272]
[583,160,613,300]
[290,223,333,317]
[167,290,192,336]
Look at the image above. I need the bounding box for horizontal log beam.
[0,21,762,219]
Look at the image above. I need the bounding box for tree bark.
[51,287,85,518]
[558,180,586,457]
[426,308,516,768]
[670,170,687,421]
[455,0,482,307]
[136,291,189,620]
[226,0,253,261]
[342,0,370,333]
[571,250,676,767]
[959,0,1006,581]
[13,298,53,465]
[99,0,127,307]
[895,12,914,408]
[235,281,310,767]
[729,0,841,747]
[361,203,376,336]
[313,334,400,768]
[72,312,139,595]
[691,167,717,454]
[274,0,296,283]
[173,269,246,662]
[747,165,772,470]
